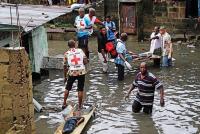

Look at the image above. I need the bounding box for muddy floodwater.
[34,37,200,134]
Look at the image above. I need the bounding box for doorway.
[186,0,198,18]
[119,3,136,34]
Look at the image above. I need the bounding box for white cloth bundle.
[124,61,132,70]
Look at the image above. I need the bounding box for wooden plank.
[54,104,75,134]
[108,54,160,64]
[54,104,95,134]
[71,107,95,134]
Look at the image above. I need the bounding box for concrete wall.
[7,0,40,4]
[0,47,35,134]
[43,55,64,69]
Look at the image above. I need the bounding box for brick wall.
[0,47,35,134]
[153,1,186,22]
[143,1,199,39]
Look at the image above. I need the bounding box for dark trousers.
[78,35,89,59]
[116,64,124,81]
[132,100,153,114]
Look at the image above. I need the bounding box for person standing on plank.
[125,62,165,114]
[63,39,88,111]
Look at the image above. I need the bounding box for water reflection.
[34,38,200,134]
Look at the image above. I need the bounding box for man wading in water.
[125,62,165,114]
[74,8,92,59]
[62,40,88,111]
[97,27,108,73]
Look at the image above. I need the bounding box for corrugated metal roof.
[119,0,142,2]
[0,3,73,32]
[0,24,20,31]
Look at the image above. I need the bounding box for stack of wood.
[0,47,35,134]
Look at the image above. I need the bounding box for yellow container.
[68,0,77,5]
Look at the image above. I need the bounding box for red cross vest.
[85,14,96,35]
[65,48,85,71]
[75,16,88,33]
[85,14,96,25]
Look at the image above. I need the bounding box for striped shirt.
[133,72,163,106]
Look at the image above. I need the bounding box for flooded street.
[34,37,200,134]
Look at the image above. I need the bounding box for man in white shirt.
[84,8,103,35]
[159,26,173,67]
[74,8,92,59]
[150,26,162,55]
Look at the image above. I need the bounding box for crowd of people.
[43,0,95,6]
[62,7,170,114]
[48,0,96,5]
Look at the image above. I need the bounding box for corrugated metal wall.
[30,26,48,73]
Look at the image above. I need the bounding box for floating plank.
[54,104,95,134]
[71,106,95,134]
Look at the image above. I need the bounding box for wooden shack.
[0,4,72,74]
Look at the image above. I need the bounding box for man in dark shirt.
[125,62,165,114]
[97,27,108,73]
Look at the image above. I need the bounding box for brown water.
[34,37,200,134]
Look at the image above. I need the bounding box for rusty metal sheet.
[0,3,72,32]
[120,4,136,34]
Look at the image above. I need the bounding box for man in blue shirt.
[74,7,92,59]
[103,16,116,43]
[115,33,132,81]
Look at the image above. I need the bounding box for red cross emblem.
[71,55,80,65]
[80,21,85,26]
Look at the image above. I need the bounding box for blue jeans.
[162,55,172,67]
